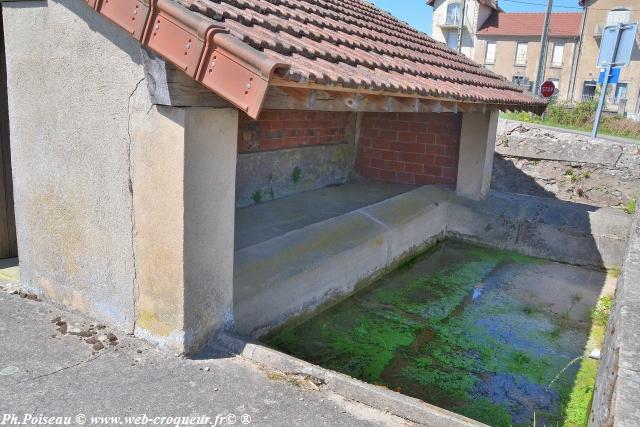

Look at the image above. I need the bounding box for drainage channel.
[262,240,613,427]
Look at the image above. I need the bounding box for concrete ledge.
[234,186,631,338]
[215,332,484,427]
[233,186,449,337]
[446,192,630,268]
[591,209,640,427]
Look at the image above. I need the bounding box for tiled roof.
[181,0,546,110]
[477,12,583,37]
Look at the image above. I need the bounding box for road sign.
[541,80,555,98]
[598,67,621,84]
[593,22,637,138]
[597,23,638,68]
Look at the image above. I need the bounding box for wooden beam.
[141,48,233,108]
[139,54,508,116]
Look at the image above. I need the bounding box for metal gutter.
[85,0,288,118]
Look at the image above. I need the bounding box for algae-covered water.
[265,241,609,426]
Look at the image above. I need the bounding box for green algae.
[265,241,606,427]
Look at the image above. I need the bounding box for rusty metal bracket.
[142,0,224,78]
[196,32,288,118]
[94,0,150,40]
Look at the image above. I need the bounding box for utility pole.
[457,0,467,54]
[533,0,553,96]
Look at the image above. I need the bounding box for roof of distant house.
[477,12,583,37]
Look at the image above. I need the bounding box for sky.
[368,0,584,36]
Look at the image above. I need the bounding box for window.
[446,3,461,26]
[582,80,597,101]
[447,31,458,49]
[606,8,630,26]
[551,43,564,67]
[512,76,533,92]
[614,83,628,102]
[515,42,528,66]
[485,41,496,64]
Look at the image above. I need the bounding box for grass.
[559,295,614,427]
[502,99,640,142]
[624,196,637,215]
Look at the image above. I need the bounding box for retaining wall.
[591,208,640,427]
[493,119,640,209]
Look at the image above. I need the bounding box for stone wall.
[590,209,640,427]
[356,112,461,187]
[236,110,356,207]
[492,120,640,209]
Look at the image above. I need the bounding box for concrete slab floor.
[235,181,416,250]
[0,287,416,426]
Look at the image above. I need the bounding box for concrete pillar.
[456,111,499,200]
[131,106,238,354]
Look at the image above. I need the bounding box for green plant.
[291,166,302,184]
[624,196,637,215]
[252,190,262,204]
[591,295,613,327]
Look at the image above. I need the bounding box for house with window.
[572,0,640,117]
[427,1,582,100]
[428,0,640,116]
[428,0,501,59]
[475,13,583,100]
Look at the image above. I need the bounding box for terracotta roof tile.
[477,12,583,37]
[182,0,545,109]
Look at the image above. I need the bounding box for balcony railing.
[439,16,461,28]
[594,24,604,38]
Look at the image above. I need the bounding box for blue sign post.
[598,67,620,85]
[592,22,638,138]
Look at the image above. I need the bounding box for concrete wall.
[3,0,146,331]
[236,110,356,207]
[4,2,238,353]
[591,208,640,427]
[235,186,630,337]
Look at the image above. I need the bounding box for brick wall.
[356,112,462,186]
[235,110,357,207]
[238,110,355,152]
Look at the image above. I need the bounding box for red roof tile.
[180,0,545,110]
[477,12,583,37]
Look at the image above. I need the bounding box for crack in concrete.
[19,352,106,384]
[127,77,145,336]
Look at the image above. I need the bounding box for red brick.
[404,163,424,174]
[371,158,387,169]
[381,151,398,161]
[435,156,457,167]
[356,112,461,186]
[423,165,442,177]
[396,172,416,184]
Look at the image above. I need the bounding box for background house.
[428,0,640,117]
[475,12,582,101]
[572,0,640,117]
[428,0,501,59]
